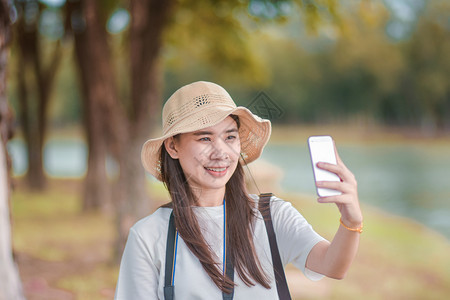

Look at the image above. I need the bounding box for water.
[261,143,450,239]
[7,139,88,178]
[6,138,450,239]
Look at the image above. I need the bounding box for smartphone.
[308,135,342,197]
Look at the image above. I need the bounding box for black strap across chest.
[164,193,291,300]
[259,193,292,300]
[163,212,176,300]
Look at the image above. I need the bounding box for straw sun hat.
[141,81,272,181]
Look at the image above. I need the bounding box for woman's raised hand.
[315,144,363,228]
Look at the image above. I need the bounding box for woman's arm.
[305,143,363,279]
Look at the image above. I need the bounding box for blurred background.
[1,0,449,299]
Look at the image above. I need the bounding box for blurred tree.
[113,0,176,259]
[65,0,120,212]
[14,0,63,190]
[65,0,176,260]
[254,0,449,131]
[400,0,450,131]
[0,0,25,298]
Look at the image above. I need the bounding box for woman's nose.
[209,141,230,160]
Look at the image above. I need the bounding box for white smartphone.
[308,135,342,197]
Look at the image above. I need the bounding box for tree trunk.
[15,9,46,190]
[15,0,62,190]
[68,0,124,212]
[113,0,176,261]
[0,0,25,298]
[67,0,175,259]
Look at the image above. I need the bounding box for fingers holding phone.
[308,136,362,224]
[308,136,342,197]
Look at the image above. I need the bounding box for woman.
[115,81,363,299]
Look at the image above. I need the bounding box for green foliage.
[163,0,266,86]
[242,0,450,129]
[8,0,450,131]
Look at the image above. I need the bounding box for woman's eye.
[226,135,236,141]
[199,137,211,141]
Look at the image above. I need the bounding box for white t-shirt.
[115,195,325,299]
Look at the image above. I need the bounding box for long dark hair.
[159,116,270,293]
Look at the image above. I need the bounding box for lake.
[7,138,450,239]
[261,142,450,239]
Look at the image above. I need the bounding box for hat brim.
[141,106,271,181]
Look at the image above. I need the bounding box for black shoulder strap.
[258,193,292,300]
[164,210,235,300]
[222,242,235,299]
[164,211,176,300]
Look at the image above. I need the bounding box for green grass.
[13,184,114,262]
[57,264,119,299]
[11,179,450,299]
[285,192,450,299]
[12,180,117,299]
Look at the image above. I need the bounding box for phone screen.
[308,136,342,197]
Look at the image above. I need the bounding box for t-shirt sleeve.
[114,227,159,299]
[270,196,326,281]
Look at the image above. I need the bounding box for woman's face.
[164,116,241,192]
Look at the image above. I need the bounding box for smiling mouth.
[204,167,228,172]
